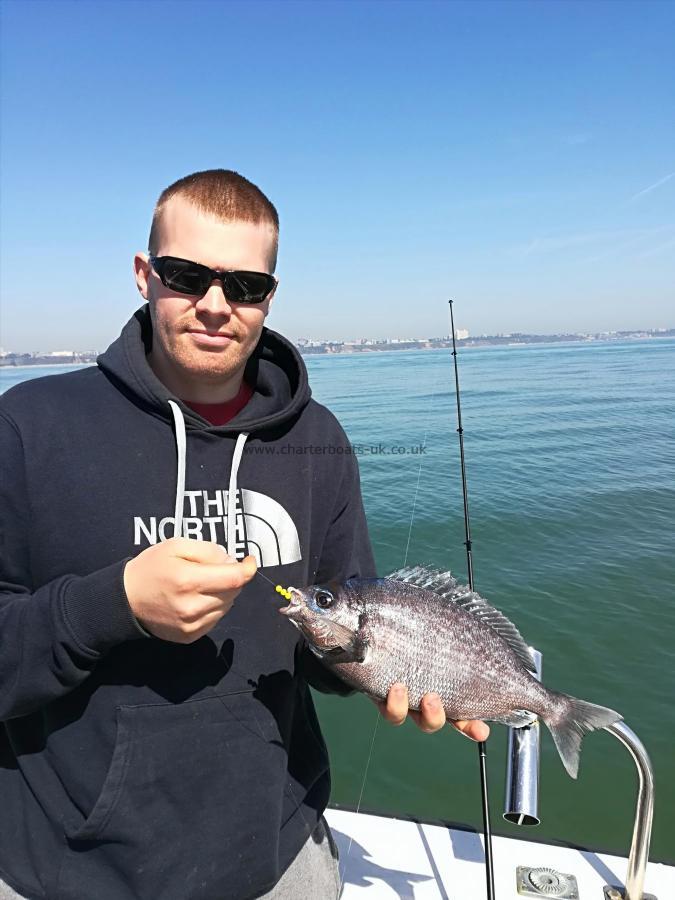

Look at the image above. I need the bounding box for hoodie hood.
[97,305,313,552]
[97,305,312,433]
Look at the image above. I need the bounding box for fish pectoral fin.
[320,646,362,664]
[306,643,353,663]
[323,621,368,663]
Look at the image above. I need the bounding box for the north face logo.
[132,488,301,567]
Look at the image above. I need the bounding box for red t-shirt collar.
[182,380,254,426]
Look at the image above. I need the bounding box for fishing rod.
[449,299,496,900]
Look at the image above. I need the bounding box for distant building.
[455,328,469,340]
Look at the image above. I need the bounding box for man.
[0,170,487,900]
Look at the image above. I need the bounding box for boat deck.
[325,808,673,899]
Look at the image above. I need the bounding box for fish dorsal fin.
[387,566,536,674]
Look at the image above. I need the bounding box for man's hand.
[123,538,257,644]
[374,682,490,741]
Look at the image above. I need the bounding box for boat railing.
[503,649,656,900]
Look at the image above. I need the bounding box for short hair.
[148,169,279,272]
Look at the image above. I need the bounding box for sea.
[1,338,674,860]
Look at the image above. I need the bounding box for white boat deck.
[325,808,673,899]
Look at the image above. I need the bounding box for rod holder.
[501,644,655,897]
[602,721,655,900]
[503,647,542,826]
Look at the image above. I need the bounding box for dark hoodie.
[0,307,375,900]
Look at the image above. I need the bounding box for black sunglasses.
[149,255,277,304]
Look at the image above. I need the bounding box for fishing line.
[255,569,277,587]
[255,567,293,600]
[337,710,381,896]
[335,358,446,893]
[449,299,495,900]
[260,342,480,896]
[255,546,379,891]
[403,369,443,567]
[337,356,444,894]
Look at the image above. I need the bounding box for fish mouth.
[278,586,304,617]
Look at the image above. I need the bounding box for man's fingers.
[375,685,490,741]
[172,608,228,644]
[380,683,409,726]
[194,554,258,596]
[166,537,234,565]
[413,693,446,733]
[450,719,491,742]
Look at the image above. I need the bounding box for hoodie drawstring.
[168,401,187,538]
[226,431,249,554]
[167,400,249,551]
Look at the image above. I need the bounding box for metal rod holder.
[503,647,542,826]
[501,651,655,898]
[602,721,655,900]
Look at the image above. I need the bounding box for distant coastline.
[296,328,675,355]
[0,355,97,368]
[1,328,673,366]
[0,362,92,370]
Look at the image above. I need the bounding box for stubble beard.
[148,306,259,390]
[165,324,258,385]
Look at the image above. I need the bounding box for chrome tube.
[603,722,655,900]
[503,648,542,826]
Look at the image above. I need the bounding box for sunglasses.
[149,255,277,304]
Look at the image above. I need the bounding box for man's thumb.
[240,554,258,578]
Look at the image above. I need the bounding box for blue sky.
[1,0,673,350]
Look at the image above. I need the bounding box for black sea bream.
[280,566,621,778]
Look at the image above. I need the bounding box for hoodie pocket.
[61,691,291,898]
[64,703,135,842]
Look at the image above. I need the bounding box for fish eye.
[314,589,334,609]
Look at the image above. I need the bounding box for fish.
[279,565,621,778]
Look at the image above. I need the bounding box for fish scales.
[280,567,622,778]
[330,579,550,723]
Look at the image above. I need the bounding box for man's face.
[134,195,277,396]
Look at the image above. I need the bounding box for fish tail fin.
[542,693,622,779]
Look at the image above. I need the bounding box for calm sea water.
[2,340,674,859]
[305,339,675,863]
